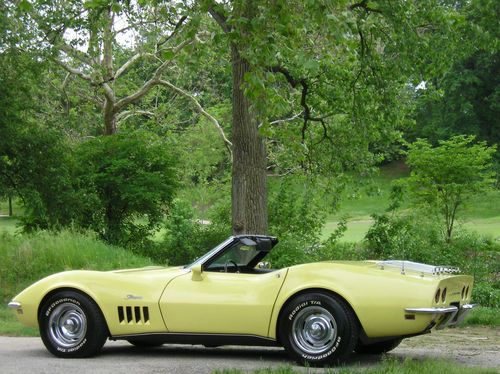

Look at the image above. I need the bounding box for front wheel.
[278,292,358,366]
[39,291,108,358]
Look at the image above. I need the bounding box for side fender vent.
[118,306,150,324]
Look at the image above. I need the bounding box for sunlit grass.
[214,357,497,374]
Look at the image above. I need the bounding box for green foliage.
[0,229,153,336]
[472,283,500,309]
[405,135,497,241]
[152,198,230,266]
[412,0,500,154]
[464,307,500,326]
[1,124,78,231]
[413,51,500,152]
[0,230,152,303]
[364,212,500,307]
[266,177,332,268]
[215,357,496,374]
[364,212,440,262]
[74,131,177,248]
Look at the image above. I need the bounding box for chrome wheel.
[291,305,337,354]
[48,303,87,348]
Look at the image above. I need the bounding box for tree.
[0,37,76,229]
[412,0,500,155]
[9,0,468,238]
[405,135,496,241]
[15,0,224,136]
[204,0,466,235]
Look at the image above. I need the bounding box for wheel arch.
[37,287,110,337]
[274,287,363,345]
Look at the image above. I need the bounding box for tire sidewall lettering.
[56,338,87,353]
[301,336,342,361]
[288,300,322,321]
[45,297,81,317]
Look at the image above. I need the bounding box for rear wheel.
[355,338,402,354]
[278,292,358,366]
[39,291,108,358]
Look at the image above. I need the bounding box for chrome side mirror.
[191,264,203,281]
[257,261,271,269]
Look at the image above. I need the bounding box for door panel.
[160,269,287,337]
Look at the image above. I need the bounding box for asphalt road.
[0,327,498,374]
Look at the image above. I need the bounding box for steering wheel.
[224,259,239,273]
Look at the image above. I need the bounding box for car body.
[8,235,476,365]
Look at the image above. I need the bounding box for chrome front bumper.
[405,304,477,330]
[7,301,21,309]
[7,301,23,315]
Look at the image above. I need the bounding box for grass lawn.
[323,163,500,243]
[323,218,373,242]
[0,216,19,235]
[323,215,500,243]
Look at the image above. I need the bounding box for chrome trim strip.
[405,306,458,314]
[111,332,278,347]
[7,301,21,309]
[379,260,460,275]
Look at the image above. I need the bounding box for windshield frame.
[184,236,236,269]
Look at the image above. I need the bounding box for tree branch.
[208,4,231,33]
[55,58,92,81]
[114,52,159,79]
[58,42,94,67]
[159,79,233,158]
[262,111,304,127]
[102,7,114,80]
[349,0,382,13]
[114,38,193,111]
[269,66,334,144]
[156,15,188,49]
[116,110,155,123]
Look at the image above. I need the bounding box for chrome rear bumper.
[405,304,477,329]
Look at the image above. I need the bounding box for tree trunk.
[8,195,12,216]
[230,45,268,235]
[104,101,117,135]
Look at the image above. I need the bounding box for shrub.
[156,199,230,266]
[74,130,177,249]
[473,283,500,309]
[364,212,500,307]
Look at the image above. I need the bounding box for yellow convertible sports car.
[8,235,475,366]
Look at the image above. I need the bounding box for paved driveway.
[0,327,498,374]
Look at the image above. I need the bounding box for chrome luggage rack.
[377,260,460,275]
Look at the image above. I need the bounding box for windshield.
[185,237,235,268]
[204,238,259,271]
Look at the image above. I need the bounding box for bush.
[464,307,500,326]
[74,130,177,249]
[267,177,336,267]
[473,283,500,309]
[154,199,230,265]
[364,212,500,307]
